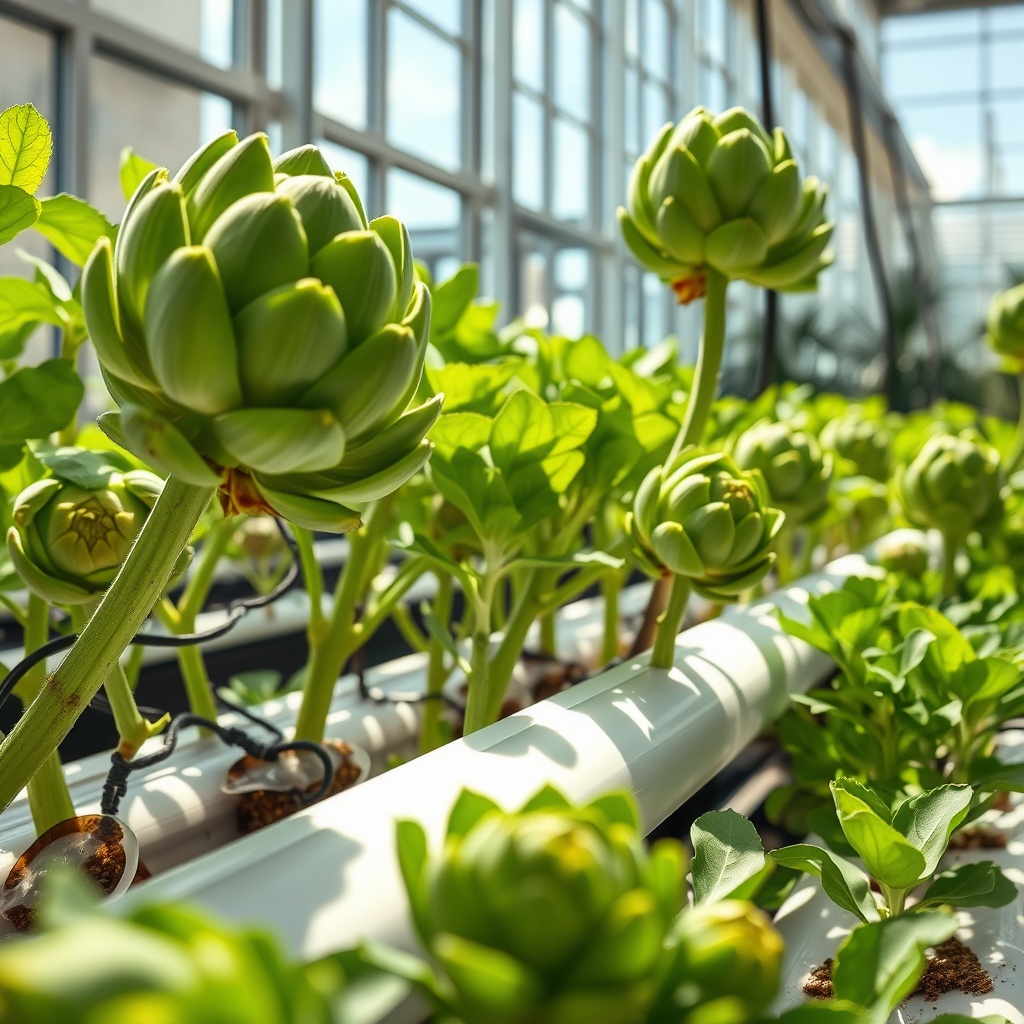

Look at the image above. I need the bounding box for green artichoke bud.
[7,459,165,605]
[627,447,783,601]
[404,788,686,1024]
[732,420,833,527]
[652,900,783,1022]
[82,133,439,534]
[619,106,833,303]
[820,414,891,482]
[984,281,1024,371]
[876,534,930,579]
[898,433,1005,540]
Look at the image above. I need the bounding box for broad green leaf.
[430,411,492,460]
[916,862,1019,910]
[891,784,972,877]
[774,1004,865,1024]
[425,362,519,415]
[0,276,64,334]
[119,147,159,202]
[898,602,975,675]
[431,263,479,335]
[586,791,640,830]
[446,789,502,839]
[0,360,83,443]
[689,809,766,905]
[17,249,73,303]
[499,551,623,575]
[832,780,926,889]
[968,757,1024,792]
[394,820,431,944]
[546,401,598,457]
[831,912,958,1019]
[33,444,132,489]
[489,390,552,472]
[0,104,51,193]
[562,334,612,387]
[0,184,40,245]
[35,194,116,266]
[519,785,572,813]
[769,844,878,923]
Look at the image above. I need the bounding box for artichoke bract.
[898,433,1004,539]
[7,464,164,606]
[402,788,686,1024]
[619,106,833,303]
[732,420,832,527]
[820,414,891,482]
[984,281,1024,370]
[628,447,783,601]
[82,132,439,533]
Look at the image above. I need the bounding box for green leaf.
[774,1005,866,1024]
[586,791,640,831]
[769,844,878,923]
[119,147,159,202]
[0,275,64,334]
[431,264,479,335]
[891,785,972,877]
[831,912,958,1019]
[689,809,766,905]
[433,932,541,1018]
[499,550,623,575]
[35,194,116,266]
[518,784,572,813]
[0,360,83,443]
[0,184,40,245]
[18,248,73,303]
[430,411,492,460]
[394,820,431,945]
[33,444,132,489]
[420,601,472,676]
[0,104,51,193]
[832,780,927,889]
[916,861,1019,910]
[446,789,501,839]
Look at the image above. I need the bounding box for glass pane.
[520,246,550,329]
[89,56,237,222]
[514,0,545,91]
[882,10,980,45]
[643,271,668,346]
[883,42,979,99]
[990,7,1024,33]
[643,0,669,82]
[698,62,727,113]
[625,65,641,156]
[314,0,367,128]
[994,149,1024,199]
[552,294,585,337]
[388,11,461,170]
[386,169,461,277]
[642,80,669,151]
[317,139,371,213]
[400,0,461,36]
[699,0,727,64]
[555,248,588,291]
[625,0,639,59]
[90,0,233,67]
[553,118,589,222]
[555,3,589,121]
[993,97,1024,148]
[897,100,983,202]
[992,38,1024,91]
[266,0,283,90]
[514,91,544,210]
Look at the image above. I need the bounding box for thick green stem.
[650,575,692,669]
[420,573,454,755]
[178,515,236,622]
[1009,372,1024,474]
[0,478,215,813]
[175,642,219,721]
[293,527,327,639]
[20,595,75,833]
[600,573,621,666]
[538,609,556,656]
[671,267,729,462]
[463,623,495,736]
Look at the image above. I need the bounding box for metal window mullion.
[602,0,626,349]
[490,0,515,312]
[390,0,464,47]
[369,0,387,214]
[278,0,312,150]
[543,0,555,218]
[461,0,480,260]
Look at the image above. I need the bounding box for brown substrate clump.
[236,740,363,834]
[802,937,993,1002]
[948,825,1009,850]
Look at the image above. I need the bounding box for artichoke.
[898,433,1004,540]
[82,132,440,533]
[984,281,1024,370]
[732,420,833,527]
[628,447,783,601]
[650,900,783,1022]
[7,460,165,605]
[820,414,891,482]
[619,106,833,303]
[404,788,686,1024]
[876,534,931,579]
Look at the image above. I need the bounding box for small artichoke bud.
[820,414,891,482]
[82,133,439,534]
[413,789,686,1024]
[876,534,930,579]
[898,432,1005,539]
[7,458,165,605]
[619,105,833,303]
[984,281,1024,371]
[655,901,783,1020]
[732,420,833,527]
[627,447,784,601]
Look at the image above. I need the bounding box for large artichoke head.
[82,132,440,533]
[619,106,833,303]
[820,413,891,482]
[628,447,783,601]
[732,420,833,527]
[410,788,686,1024]
[984,281,1024,371]
[898,432,1005,539]
[7,461,164,605]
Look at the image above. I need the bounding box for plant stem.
[0,478,215,813]
[650,574,692,669]
[538,609,556,656]
[670,267,729,462]
[600,572,621,666]
[292,526,326,640]
[481,572,543,726]
[1009,372,1024,474]
[775,529,795,585]
[419,572,453,755]
[20,595,75,833]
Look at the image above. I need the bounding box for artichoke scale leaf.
[143,246,243,415]
[705,128,774,220]
[289,442,432,504]
[649,147,721,233]
[7,526,95,605]
[626,155,660,243]
[713,107,774,154]
[211,408,346,475]
[340,395,442,477]
[746,160,803,247]
[272,144,333,178]
[251,480,361,534]
[172,130,239,195]
[667,108,718,166]
[705,218,769,274]
[120,404,222,487]
[617,209,686,279]
[655,198,705,266]
[651,521,705,578]
[371,215,415,321]
[274,174,362,256]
